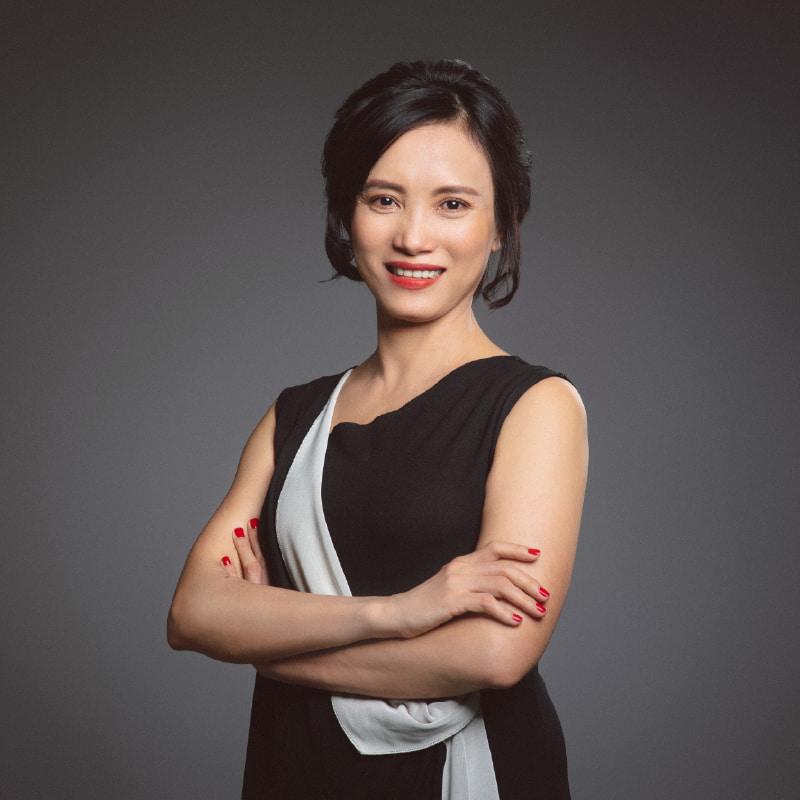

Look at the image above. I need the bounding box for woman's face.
[350,121,501,325]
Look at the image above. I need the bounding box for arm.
[167,404,547,663]
[256,377,588,696]
[167,405,390,662]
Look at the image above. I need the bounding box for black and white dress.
[243,356,571,799]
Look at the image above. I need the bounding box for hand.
[220,518,268,585]
[387,541,550,639]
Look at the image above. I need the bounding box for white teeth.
[395,267,442,278]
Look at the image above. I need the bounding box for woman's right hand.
[386,541,550,639]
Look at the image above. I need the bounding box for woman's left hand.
[220,519,268,585]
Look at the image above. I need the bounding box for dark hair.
[322,59,531,309]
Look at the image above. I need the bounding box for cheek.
[349,213,382,255]
[452,222,499,260]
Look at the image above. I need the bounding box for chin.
[379,301,464,328]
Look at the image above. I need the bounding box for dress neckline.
[329,354,519,434]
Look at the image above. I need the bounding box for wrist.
[361,595,402,639]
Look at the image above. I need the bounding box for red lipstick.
[385,262,444,290]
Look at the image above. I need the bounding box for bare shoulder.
[500,376,587,450]
[515,375,586,419]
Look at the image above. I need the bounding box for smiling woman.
[168,59,587,800]
[323,59,531,310]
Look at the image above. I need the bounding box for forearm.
[169,530,550,666]
[168,566,395,663]
[257,613,552,699]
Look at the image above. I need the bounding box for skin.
[167,121,588,699]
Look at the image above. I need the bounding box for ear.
[491,231,502,253]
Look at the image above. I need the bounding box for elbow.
[166,590,250,663]
[167,590,213,655]
[486,663,532,689]
[472,626,541,690]
[482,658,532,691]
[166,598,194,651]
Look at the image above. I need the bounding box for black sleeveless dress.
[243,356,571,799]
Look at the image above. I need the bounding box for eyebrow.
[362,180,481,197]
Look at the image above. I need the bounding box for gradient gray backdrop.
[3,1,798,797]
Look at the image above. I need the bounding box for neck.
[363,304,505,389]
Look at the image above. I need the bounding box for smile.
[386,263,444,279]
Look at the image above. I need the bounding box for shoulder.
[275,370,349,423]
[488,356,587,466]
[270,369,349,458]
[495,357,581,414]
[497,374,587,465]
[497,356,570,389]
[462,356,580,441]
[512,373,585,424]
[472,356,571,403]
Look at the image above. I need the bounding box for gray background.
[3,1,798,798]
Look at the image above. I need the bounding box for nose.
[392,207,435,255]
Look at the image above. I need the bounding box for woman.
[168,59,588,799]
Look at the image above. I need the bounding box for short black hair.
[322,59,531,309]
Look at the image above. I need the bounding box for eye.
[441,198,468,212]
[368,195,398,209]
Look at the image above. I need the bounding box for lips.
[385,262,444,289]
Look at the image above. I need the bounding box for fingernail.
[250,518,259,530]
[535,603,547,614]
[539,587,550,598]
[512,613,523,622]
[234,527,246,538]
[222,556,231,566]
[528,548,540,556]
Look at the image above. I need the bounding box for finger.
[248,518,266,563]
[220,554,239,577]
[488,562,551,603]
[470,574,549,619]
[451,558,547,604]
[462,594,530,627]
[472,541,541,563]
[499,582,549,618]
[247,517,268,584]
[233,526,263,584]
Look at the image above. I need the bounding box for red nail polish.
[234,527,245,538]
[222,556,231,566]
[512,613,523,622]
[250,518,259,530]
[535,603,547,614]
[528,548,540,556]
[539,587,550,598]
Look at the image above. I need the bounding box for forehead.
[367,122,493,189]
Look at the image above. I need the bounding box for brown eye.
[442,199,466,211]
